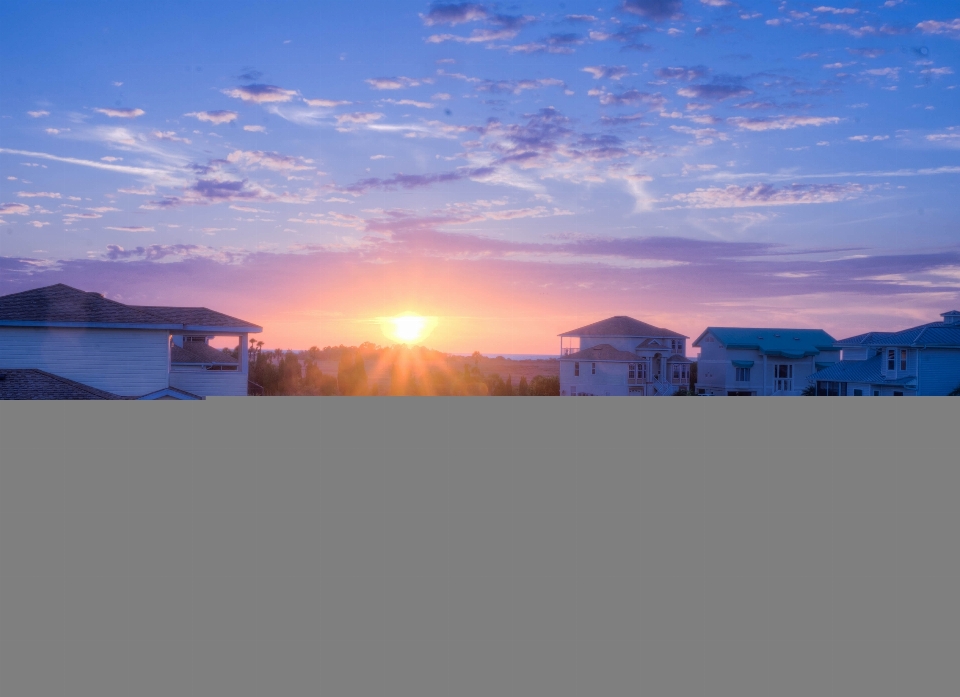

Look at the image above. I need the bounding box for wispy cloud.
[105,226,155,232]
[677,84,754,100]
[243,125,267,132]
[582,65,630,80]
[185,110,238,124]
[0,148,179,185]
[0,202,31,215]
[222,84,298,103]
[849,134,889,142]
[729,115,841,131]
[621,0,683,21]
[303,98,351,107]
[916,19,960,37]
[93,107,145,118]
[226,149,315,172]
[16,191,61,198]
[366,76,421,90]
[27,110,50,118]
[668,182,865,208]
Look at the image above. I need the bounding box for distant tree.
[529,375,560,396]
[949,384,960,396]
[280,351,303,395]
[338,349,368,395]
[801,384,817,396]
[688,362,698,392]
[518,375,529,396]
[505,375,514,396]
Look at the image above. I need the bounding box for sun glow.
[379,312,439,344]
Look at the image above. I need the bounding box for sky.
[1,0,959,353]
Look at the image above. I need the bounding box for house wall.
[842,347,869,361]
[169,370,248,397]
[696,346,839,395]
[878,347,918,382]
[918,348,960,396]
[0,327,170,396]
[560,360,637,396]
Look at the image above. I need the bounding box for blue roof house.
[692,327,840,396]
[807,311,960,396]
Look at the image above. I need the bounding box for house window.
[893,391,904,396]
[735,367,751,382]
[671,363,689,383]
[887,349,895,371]
[900,349,907,372]
[628,363,636,380]
[874,390,880,396]
[853,389,863,396]
[574,362,579,377]
[591,362,596,375]
[774,364,793,392]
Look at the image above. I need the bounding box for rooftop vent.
[941,310,960,326]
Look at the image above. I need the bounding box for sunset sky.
[2,1,959,353]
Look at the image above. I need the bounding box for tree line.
[243,340,560,396]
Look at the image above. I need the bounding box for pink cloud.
[93,107,145,118]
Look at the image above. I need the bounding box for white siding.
[0,327,169,396]
[169,370,248,397]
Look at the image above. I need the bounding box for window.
[887,349,895,371]
[853,389,863,396]
[574,362,579,377]
[628,363,636,380]
[774,364,793,392]
[735,367,751,382]
[874,390,880,396]
[672,363,689,383]
[900,349,907,372]
[591,362,596,375]
[893,391,904,396]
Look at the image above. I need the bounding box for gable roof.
[559,316,686,339]
[806,355,915,386]
[693,327,838,358]
[560,343,641,362]
[836,321,960,348]
[0,284,261,332]
[0,368,129,400]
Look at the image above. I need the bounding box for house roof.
[130,305,261,331]
[560,344,641,362]
[171,343,239,365]
[0,368,130,400]
[0,284,261,332]
[836,321,960,348]
[806,354,915,386]
[693,327,838,358]
[559,316,686,339]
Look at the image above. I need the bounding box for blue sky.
[1,1,959,351]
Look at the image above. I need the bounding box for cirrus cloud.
[185,110,238,124]
[668,182,865,208]
[222,84,298,103]
[93,107,145,118]
[729,115,841,131]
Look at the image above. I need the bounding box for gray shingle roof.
[0,368,129,399]
[0,284,177,326]
[806,355,915,386]
[560,344,642,361]
[559,316,686,339]
[171,343,239,364]
[0,284,261,331]
[130,305,261,330]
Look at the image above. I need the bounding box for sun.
[379,312,439,344]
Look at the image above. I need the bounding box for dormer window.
[900,349,906,372]
[887,349,896,371]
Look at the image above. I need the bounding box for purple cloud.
[222,84,298,103]
[677,83,754,100]
[185,110,238,124]
[621,0,683,21]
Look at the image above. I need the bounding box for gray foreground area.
[1,398,958,697]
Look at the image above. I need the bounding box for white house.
[806,310,960,396]
[0,283,262,399]
[558,316,692,396]
[692,327,840,395]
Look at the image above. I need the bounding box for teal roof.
[693,327,838,358]
[807,355,915,386]
[731,360,754,368]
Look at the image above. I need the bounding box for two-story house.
[0,283,262,399]
[692,327,840,395]
[558,316,692,396]
[806,310,960,396]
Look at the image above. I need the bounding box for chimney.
[941,311,960,326]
